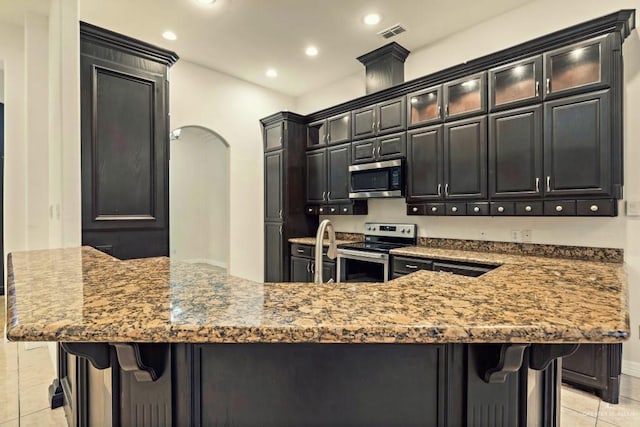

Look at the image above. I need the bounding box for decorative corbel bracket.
[61,342,111,370]
[479,344,530,383]
[529,344,580,370]
[111,343,166,382]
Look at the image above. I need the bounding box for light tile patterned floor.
[2,295,640,426]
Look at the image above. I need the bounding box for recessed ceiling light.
[162,31,177,41]
[305,46,319,57]
[363,13,381,26]
[266,68,278,78]
[196,0,216,4]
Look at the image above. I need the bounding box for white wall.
[170,127,229,267]
[0,68,4,102]
[170,60,293,282]
[294,0,640,371]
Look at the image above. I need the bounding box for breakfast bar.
[6,246,629,426]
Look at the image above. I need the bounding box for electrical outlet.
[522,229,532,243]
[627,201,640,216]
[511,230,522,242]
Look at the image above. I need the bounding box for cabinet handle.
[327,191,331,201]
[545,78,550,94]
[321,191,326,201]
[555,205,563,212]
[590,204,599,212]
[445,104,449,117]
[306,262,311,273]
[311,263,315,274]
[437,105,441,119]
[437,184,442,197]
[445,184,449,196]
[297,249,305,254]
[279,225,282,235]
[535,177,540,193]
[376,146,381,158]
[327,133,331,143]
[535,81,540,97]
[377,121,381,133]
[279,136,282,145]
[546,176,551,192]
[371,146,375,158]
[279,209,283,219]
[405,264,419,269]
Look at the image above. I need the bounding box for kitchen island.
[6,246,628,426]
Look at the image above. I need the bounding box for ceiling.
[0,0,537,97]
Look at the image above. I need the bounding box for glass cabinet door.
[444,72,487,121]
[544,34,611,98]
[489,56,542,111]
[307,120,327,149]
[407,86,442,128]
[264,122,283,151]
[327,113,351,144]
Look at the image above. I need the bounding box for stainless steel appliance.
[337,222,417,283]
[348,159,404,199]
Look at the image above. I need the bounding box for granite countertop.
[5,246,628,344]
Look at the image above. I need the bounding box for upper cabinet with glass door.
[489,56,542,112]
[543,34,612,99]
[407,85,443,128]
[443,72,487,121]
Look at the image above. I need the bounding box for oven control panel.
[364,223,417,238]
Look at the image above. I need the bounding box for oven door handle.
[337,249,389,263]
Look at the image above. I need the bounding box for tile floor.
[2,295,640,426]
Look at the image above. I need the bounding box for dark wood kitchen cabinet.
[262,113,317,282]
[544,34,612,99]
[489,105,543,198]
[406,125,443,201]
[489,56,543,112]
[290,244,336,283]
[306,142,351,205]
[407,85,443,128]
[352,132,406,164]
[264,121,284,151]
[562,344,622,404]
[443,116,487,199]
[443,72,487,121]
[544,90,612,197]
[80,22,178,260]
[307,113,351,148]
[352,97,406,140]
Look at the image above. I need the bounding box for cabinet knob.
[451,206,458,213]
[497,206,504,213]
[343,207,348,213]
[319,207,324,213]
[308,208,313,213]
[412,207,418,212]
[590,204,599,212]
[525,206,532,212]
[431,206,438,212]
[473,206,480,213]
[555,205,563,212]
[330,208,336,213]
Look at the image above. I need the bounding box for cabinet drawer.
[433,261,495,277]
[407,204,426,215]
[318,206,329,215]
[577,199,616,216]
[393,257,433,274]
[291,244,313,258]
[515,202,543,216]
[352,139,376,163]
[467,202,489,216]
[305,205,318,215]
[327,205,340,215]
[446,202,466,215]
[491,202,515,216]
[544,200,577,215]
[338,204,353,215]
[426,203,445,215]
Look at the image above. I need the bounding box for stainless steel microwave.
[348,159,404,199]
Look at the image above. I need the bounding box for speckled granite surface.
[6,246,628,344]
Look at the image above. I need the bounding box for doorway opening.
[169,126,230,269]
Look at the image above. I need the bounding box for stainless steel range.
[337,223,417,283]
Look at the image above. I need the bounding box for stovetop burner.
[337,223,417,254]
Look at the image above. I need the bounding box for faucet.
[314,219,337,283]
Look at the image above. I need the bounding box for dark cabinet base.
[60,342,574,426]
[562,343,622,404]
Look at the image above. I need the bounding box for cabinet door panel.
[322,261,336,283]
[407,86,442,128]
[407,125,443,201]
[265,222,284,282]
[378,97,406,135]
[489,105,542,198]
[352,139,376,164]
[444,117,487,199]
[489,56,542,111]
[290,256,310,283]
[328,113,351,144]
[307,120,327,149]
[265,122,283,151]
[544,90,611,196]
[352,106,375,140]
[306,149,326,204]
[444,72,487,121]
[378,132,406,160]
[265,150,283,221]
[544,35,611,99]
[327,143,351,203]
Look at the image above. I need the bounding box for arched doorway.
[169,126,230,268]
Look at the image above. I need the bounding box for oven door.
[336,249,389,283]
